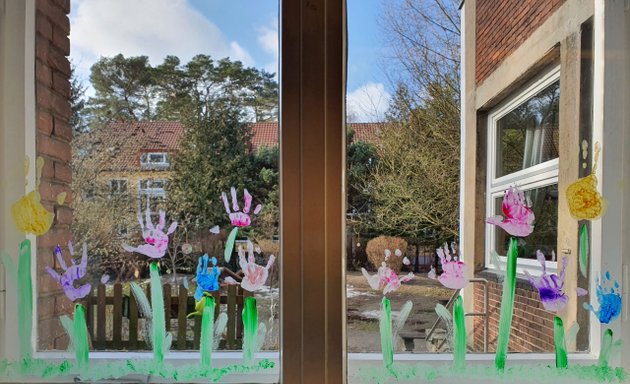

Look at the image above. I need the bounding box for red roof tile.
[94,121,382,171]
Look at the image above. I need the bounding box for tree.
[346,128,378,224]
[353,0,461,245]
[69,62,88,133]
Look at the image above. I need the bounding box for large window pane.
[496,81,560,177]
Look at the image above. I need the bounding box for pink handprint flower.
[362,249,414,295]
[487,186,535,237]
[46,241,91,302]
[525,250,569,313]
[434,243,468,290]
[123,208,177,259]
[221,187,262,227]
[238,240,276,292]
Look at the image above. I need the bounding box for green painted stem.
[74,303,89,369]
[554,316,568,369]
[242,296,258,364]
[150,263,165,363]
[224,227,238,263]
[599,329,613,368]
[495,237,518,372]
[18,239,33,360]
[200,296,215,368]
[379,297,394,369]
[579,224,589,278]
[453,296,466,371]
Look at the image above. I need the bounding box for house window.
[138,179,166,211]
[140,152,169,169]
[486,67,560,273]
[108,179,128,196]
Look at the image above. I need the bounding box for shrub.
[366,236,408,273]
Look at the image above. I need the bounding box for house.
[92,120,381,211]
[460,0,630,358]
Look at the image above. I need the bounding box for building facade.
[461,0,630,362]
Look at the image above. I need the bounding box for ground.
[346,270,453,353]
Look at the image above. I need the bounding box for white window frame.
[140,152,169,168]
[138,179,167,197]
[108,179,128,196]
[485,66,561,277]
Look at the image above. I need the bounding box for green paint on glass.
[242,296,258,363]
[224,227,238,263]
[18,239,33,360]
[200,295,215,368]
[379,296,394,369]
[554,316,568,369]
[149,262,165,363]
[599,329,613,368]
[495,237,518,372]
[453,296,466,371]
[579,224,589,278]
[73,304,89,370]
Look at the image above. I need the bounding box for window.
[108,179,128,196]
[486,68,561,273]
[140,152,169,169]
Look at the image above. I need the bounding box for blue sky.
[70,0,391,121]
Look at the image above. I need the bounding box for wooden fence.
[85,283,252,351]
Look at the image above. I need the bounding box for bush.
[366,236,408,273]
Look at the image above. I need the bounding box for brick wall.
[35,0,73,350]
[475,0,565,85]
[473,273,554,352]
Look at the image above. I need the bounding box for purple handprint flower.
[584,271,622,324]
[487,186,535,237]
[221,187,262,227]
[123,208,177,259]
[525,250,569,313]
[46,241,91,302]
[434,243,468,290]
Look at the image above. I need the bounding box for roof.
[93,121,382,171]
[91,121,185,172]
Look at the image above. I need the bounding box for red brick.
[52,25,70,56]
[37,227,73,248]
[36,83,52,109]
[37,109,54,135]
[36,13,53,38]
[52,0,70,14]
[47,47,71,77]
[37,132,71,162]
[51,91,72,119]
[53,162,72,184]
[36,0,70,35]
[36,35,50,62]
[53,117,72,142]
[52,70,70,98]
[38,295,57,319]
[54,205,73,225]
[38,180,72,205]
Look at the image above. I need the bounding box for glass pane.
[31,0,280,381]
[493,184,558,260]
[496,80,560,177]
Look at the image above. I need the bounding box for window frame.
[485,66,561,276]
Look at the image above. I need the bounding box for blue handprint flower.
[584,271,622,324]
[194,254,220,301]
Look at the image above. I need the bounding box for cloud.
[257,18,278,75]
[70,0,253,79]
[346,83,391,122]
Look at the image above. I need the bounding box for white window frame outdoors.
[140,152,169,169]
[485,66,561,277]
[138,179,166,197]
[108,179,128,197]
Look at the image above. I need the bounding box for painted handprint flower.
[46,241,91,301]
[525,250,569,313]
[221,187,262,227]
[239,240,275,292]
[584,271,622,324]
[362,249,413,295]
[435,243,468,290]
[487,186,535,237]
[566,143,606,220]
[194,254,221,301]
[123,208,177,259]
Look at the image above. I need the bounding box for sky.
[70,0,391,122]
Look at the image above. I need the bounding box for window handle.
[560,248,571,254]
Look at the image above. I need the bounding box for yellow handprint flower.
[566,142,607,220]
[11,190,54,235]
